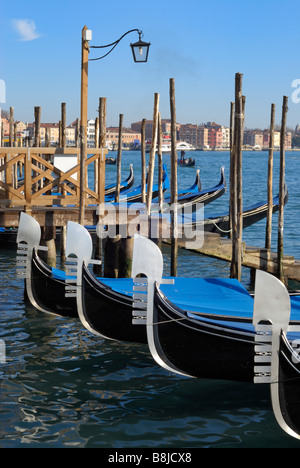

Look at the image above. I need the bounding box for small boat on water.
[158,167,226,210]
[105,157,116,165]
[179,181,288,236]
[178,158,195,167]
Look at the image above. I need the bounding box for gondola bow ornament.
[16,212,49,312]
[132,235,190,376]
[253,269,300,440]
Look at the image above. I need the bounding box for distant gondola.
[177,158,195,167]
[104,164,134,196]
[159,167,226,210]
[105,157,116,165]
[105,164,170,204]
[178,181,288,236]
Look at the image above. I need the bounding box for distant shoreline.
[193,148,300,152]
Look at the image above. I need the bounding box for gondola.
[105,164,170,204]
[104,164,134,196]
[133,237,300,383]
[178,181,289,236]
[157,167,226,210]
[16,213,78,318]
[178,158,195,167]
[105,157,116,165]
[15,213,167,326]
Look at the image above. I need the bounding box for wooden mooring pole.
[230,73,244,281]
[79,25,89,226]
[60,102,67,263]
[141,119,146,204]
[277,96,288,282]
[146,93,160,215]
[115,114,123,203]
[94,97,107,276]
[265,103,275,251]
[157,112,164,213]
[229,101,234,239]
[170,78,178,277]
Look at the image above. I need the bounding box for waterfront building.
[178,124,198,147]
[243,129,264,148]
[87,119,95,147]
[106,127,141,150]
[245,129,291,149]
[131,119,178,140]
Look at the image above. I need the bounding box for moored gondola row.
[15,205,300,441]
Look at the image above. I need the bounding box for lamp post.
[78,26,150,225]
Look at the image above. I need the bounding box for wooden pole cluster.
[230,73,244,281]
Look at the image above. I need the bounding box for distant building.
[244,129,291,149]
[87,119,95,147]
[106,127,141,150]
[178,122,229,149]
[197,127,209,148]
[131,119,179,140]
[178,124,198,147]
[243,130,264,148]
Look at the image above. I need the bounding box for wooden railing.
[0,147,106,210]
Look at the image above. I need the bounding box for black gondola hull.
[202,185,289,236]
[30,250,77,317]
[152,285,255,382]
[275,333,300,436]
[81,265,147,343]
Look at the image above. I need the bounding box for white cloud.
[11,19,41,41]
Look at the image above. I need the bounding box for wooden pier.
[174,232,300,284]
[0,146,106,226]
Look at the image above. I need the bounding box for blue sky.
[1,0,300,130]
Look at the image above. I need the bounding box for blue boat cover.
[50,266,300,335]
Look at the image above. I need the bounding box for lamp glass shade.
[130,40,150,63]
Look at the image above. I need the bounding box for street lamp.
[89,29,151,63]
[130,31,151,63]
[79,26,150,225]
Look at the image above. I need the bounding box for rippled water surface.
[0,150,300,448]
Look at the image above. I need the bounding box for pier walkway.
[176,232,300,283]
